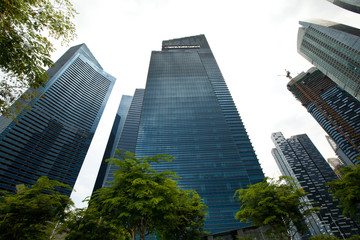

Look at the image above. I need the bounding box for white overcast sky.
[50,0,360,208]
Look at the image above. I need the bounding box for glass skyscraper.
[288,67,360,165]
[271,132,360,238]
[93,94,133,192]
[0,44,116,195]
[327,0,360,14]
[94,89,145,190]
[97,35,264,234]
[297,19,360,101]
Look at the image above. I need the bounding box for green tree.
[90,151,207,240]
[0,0,77,118]
[236,236,257,240]
[157,189,207,240]
[59,207,129,240]
[327,165,360,221]
[0,176,73,240]
[234,176,319,240]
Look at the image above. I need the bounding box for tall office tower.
[136,35,264,233]
[327,157,345,178]
[0,44,116,195]
[327,0,360,14]
[271,132,360,238]
[95,35,264,234]
[92,94,133,192]
[297,19,360,101]
[326,136,354,166]
[288,67,360,165]
[93,89,144,190]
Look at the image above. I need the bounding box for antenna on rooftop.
[285,69,291,79]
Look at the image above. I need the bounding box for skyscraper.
[271,132,360,238]
[94,89,144,190]
[0,44,116,195]
[92,94,133,192]
[327,0,360,14]
[287,67,360,165]
[326,136,354,166]
[97,35,264,234]
[297,19,360,100]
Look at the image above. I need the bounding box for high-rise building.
[96,35,264,234]
[287,67,360,165]
[92,94,133,192]
[271,132,360,238]
[327,0,360,14]
[94,89,144,190]
[0,44,116,195]
[297,19,360,100]
[326,136,354,166]
[327,157,345,178]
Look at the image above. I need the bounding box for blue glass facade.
[297,20,360,101]
[99,89,145,187]
[0,44,116,195]
[135,35,264,233]
[93,94,133,192]
[327,0,360,14]
[271,132,360,238]
[288,68,360,165]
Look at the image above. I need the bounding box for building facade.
[271,132,360,238]
[297,19,360,101]
[327,0,360,14]
[92,94,133,192]
[326,136,354,166]
[288,67,360,165]
[97,35,264,234]
[0,44,116,195]
[94,89,144,190]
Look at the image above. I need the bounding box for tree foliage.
[59,207,129,240]
[327,165,360,221]
[0,176,73,240]
[234,176,319,240]
[89,150,207,240]
[236,236,258,240]
[0,0,77,117]
[156,189,207,240]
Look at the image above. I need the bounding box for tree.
[236,236,258,240]
[234,176,319,240]
[90,150,207,240]
[157,189,207,240]
[0,0,77,118]
[59,207,129,240]
[0,176,73,240]
[327,165,360,221]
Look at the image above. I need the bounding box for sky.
[49,0,360,208]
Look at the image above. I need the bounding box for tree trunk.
[131,230,136,240]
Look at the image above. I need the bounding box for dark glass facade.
[271,132,360,238]
[288,67,360,165]
[0,44,116,195]
[297,20,360,101]
[136,35,264,233]
[93,94,133,192]
[327,0,360,14]
[96,89,144,188]
[96,35,264,234]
